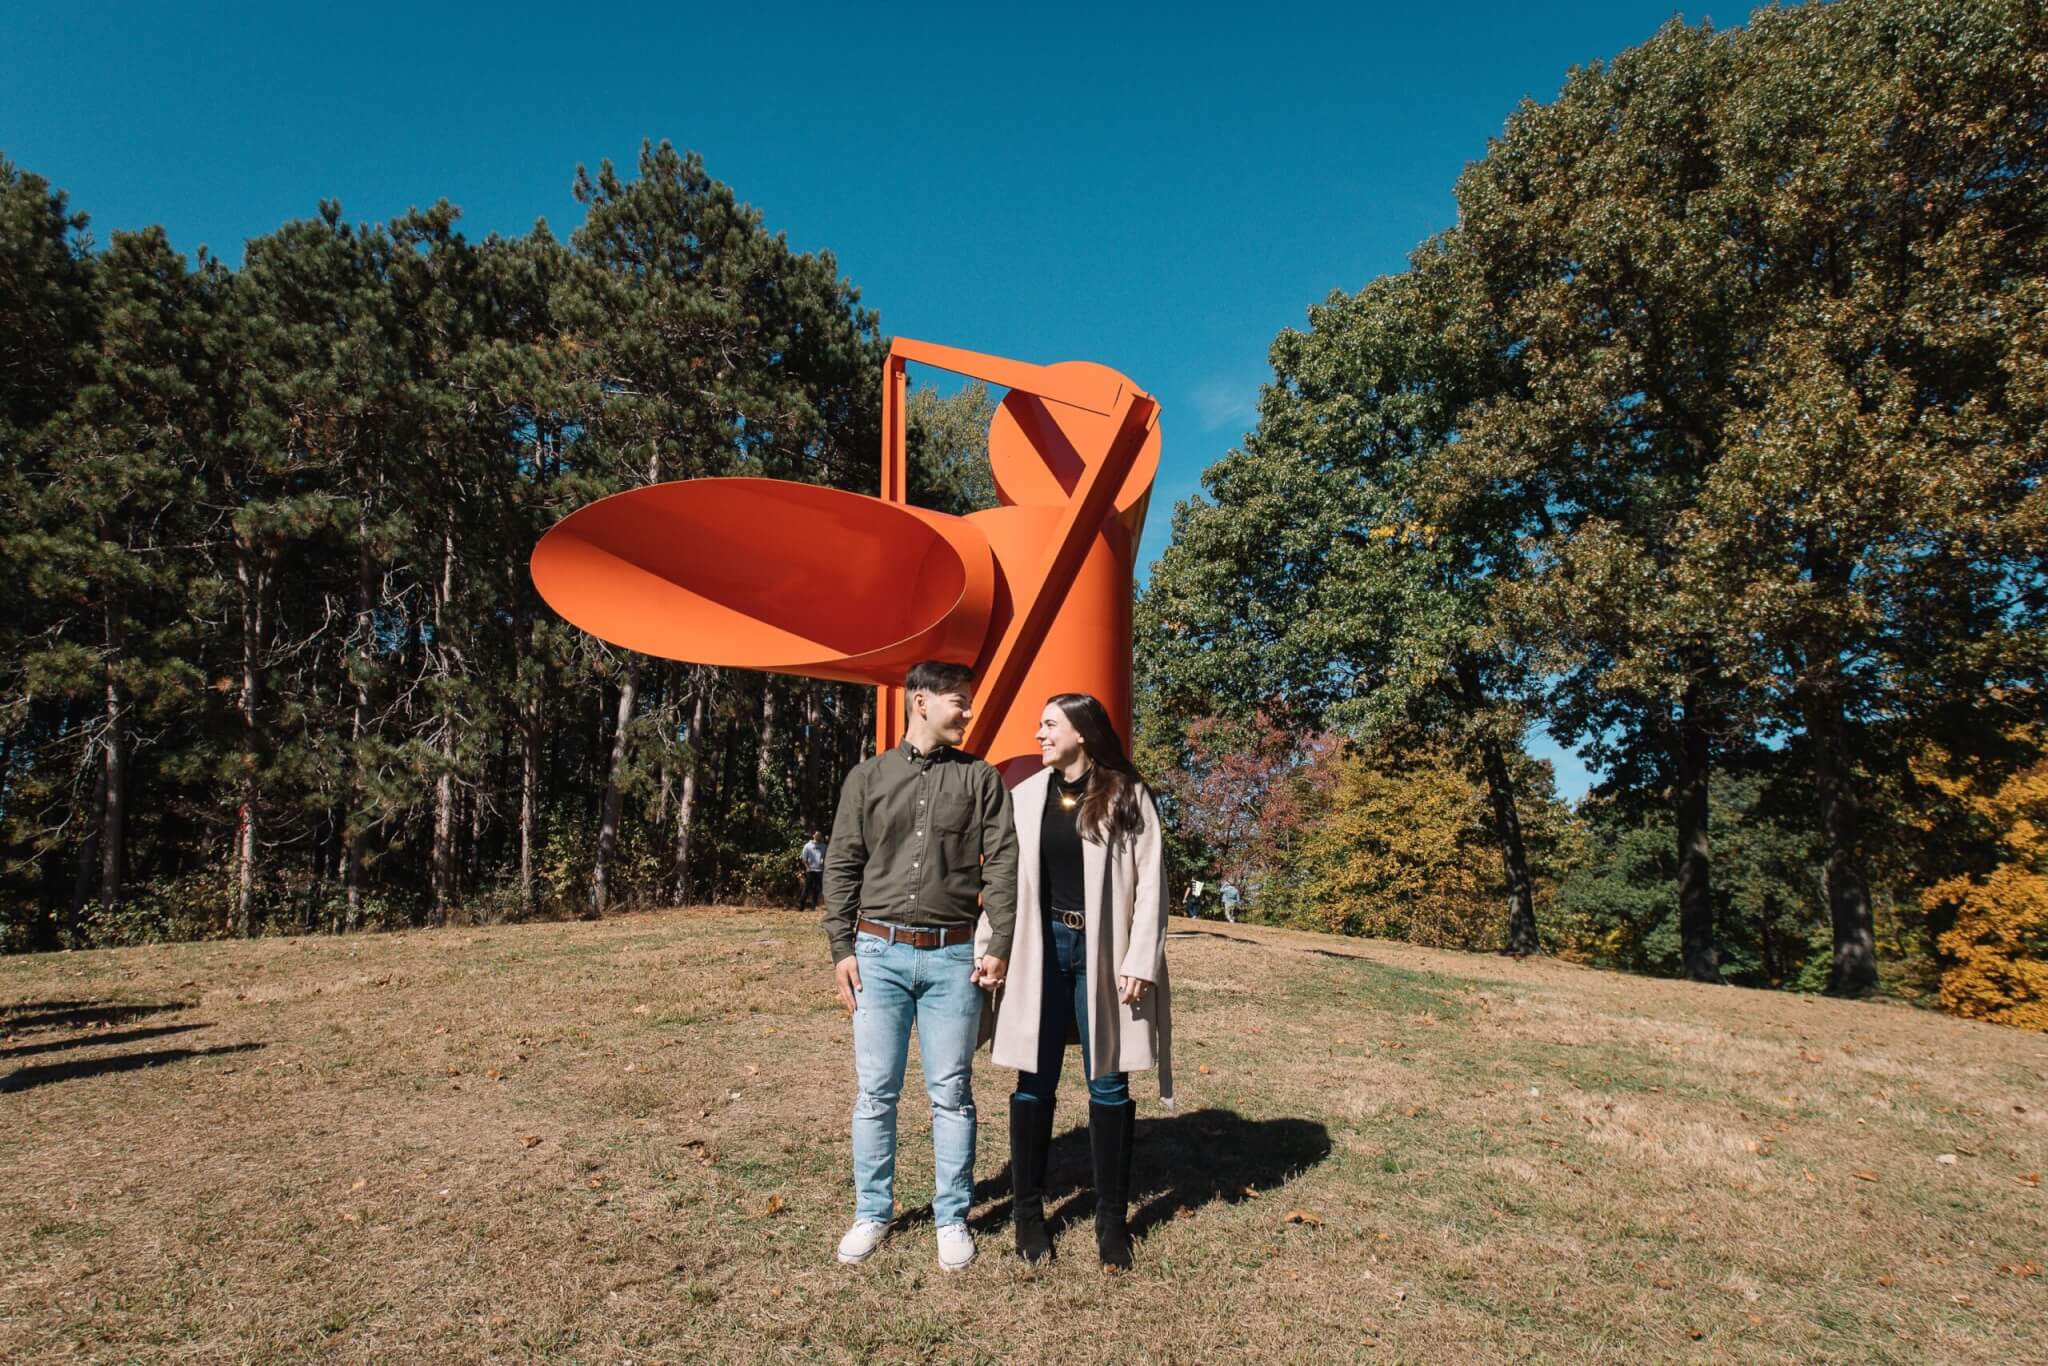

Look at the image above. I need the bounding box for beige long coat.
[976,769,1174,1103]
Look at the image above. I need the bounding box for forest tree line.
[1137,0,2047,1025]
[1,141,998,951]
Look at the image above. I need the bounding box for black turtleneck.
[1041,767,1090,914]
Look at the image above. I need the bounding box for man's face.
[916,687,974,746]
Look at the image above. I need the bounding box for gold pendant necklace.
[1057,767,1092,810]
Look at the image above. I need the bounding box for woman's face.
[1036,704,1086,770]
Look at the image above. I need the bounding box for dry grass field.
[3,906,2044,1363]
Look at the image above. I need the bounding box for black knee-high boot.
[1088,1099,1135,1270]
[1010,1097,1054,1263]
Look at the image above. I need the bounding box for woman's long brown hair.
[1049,693,1147,846]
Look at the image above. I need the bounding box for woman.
[981,693,1172,1270]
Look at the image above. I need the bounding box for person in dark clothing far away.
[798,830,827,909]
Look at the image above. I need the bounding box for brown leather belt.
[857,917,974,949]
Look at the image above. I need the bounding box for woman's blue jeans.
[1012,917,1130,1105]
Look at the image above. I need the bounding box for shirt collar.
[898,738,951,768]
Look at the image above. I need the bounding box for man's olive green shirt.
[821,740,1018,964]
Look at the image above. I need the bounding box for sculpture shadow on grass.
[0,1041,265,1093]
[895,1107,1332,1242]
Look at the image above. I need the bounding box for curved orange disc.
[988,359,1160,541]
[530,478,993,687]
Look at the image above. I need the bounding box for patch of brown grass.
[3,909,2044,1362]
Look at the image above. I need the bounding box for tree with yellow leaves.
[1920,732,2048,1030]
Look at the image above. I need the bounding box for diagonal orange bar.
[889,337,1125,416]
[962,386,1157,755]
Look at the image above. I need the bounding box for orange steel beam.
[888,337,1124,416]
[961,385,1157,756]
[875,355,910,753]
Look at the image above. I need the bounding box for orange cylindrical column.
[964,505,1135,784]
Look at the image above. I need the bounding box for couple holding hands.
[820,660,1173,1273]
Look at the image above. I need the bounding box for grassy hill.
[4,908,2043,1363]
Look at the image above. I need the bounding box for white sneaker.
[836,1218,890,1265]
[936,1223,976,1272]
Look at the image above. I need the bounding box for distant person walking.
[798,830,828,910]
[1219,881,1240,923]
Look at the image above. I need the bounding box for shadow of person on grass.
[0,1001,193,1033]
[0,1021,212,1060]
[0,1041,264,1093]
[897,1107,1332,1241]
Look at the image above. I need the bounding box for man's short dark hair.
[904,661,974,696]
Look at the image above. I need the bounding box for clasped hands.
[834,954,1009,1012]
[833,956,1149,1011]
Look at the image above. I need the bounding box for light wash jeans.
[850,928,982,1228]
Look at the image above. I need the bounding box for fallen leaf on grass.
[1950,1293,1973,1306]
[763,1193,785,1217]
[519,1135,542,1150]
[1936,1153,1957,1165]
[1876,1275,1896,1287]
[588,1177,606,1190]
[1282,1208,1323,1227]
[1652,1276,1676,1290]
[2005,1262,2040,1278]
[1198,1064,1212,1075]
[350,1178,367,1191]
[2018,1172,2041,1187]
[1853,1169,1879,1182]
[1238,1184,1260,1199]
[632,1004,650,1015]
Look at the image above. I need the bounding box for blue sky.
[1,1,1727,798]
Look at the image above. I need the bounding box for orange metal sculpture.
[531,339,1160,785]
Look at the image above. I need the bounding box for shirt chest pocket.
[930,790,976,835]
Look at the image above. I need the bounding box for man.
[822,661,1017,1272]
[1220,880,1240,923]
[797,830,828,910]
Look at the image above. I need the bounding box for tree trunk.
[99,605,127,910]
[430,528,458,918]
[1810,691,1878,995]
[1454,662,1539,955]
[755,677,777,815]
[1672,680,1721,983]
[234,547,268,938]
[344,486,374,931]
[672,684,704,905]
[520,691,541,916]
[1476,731,1539,955]
[590,663,639,916]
